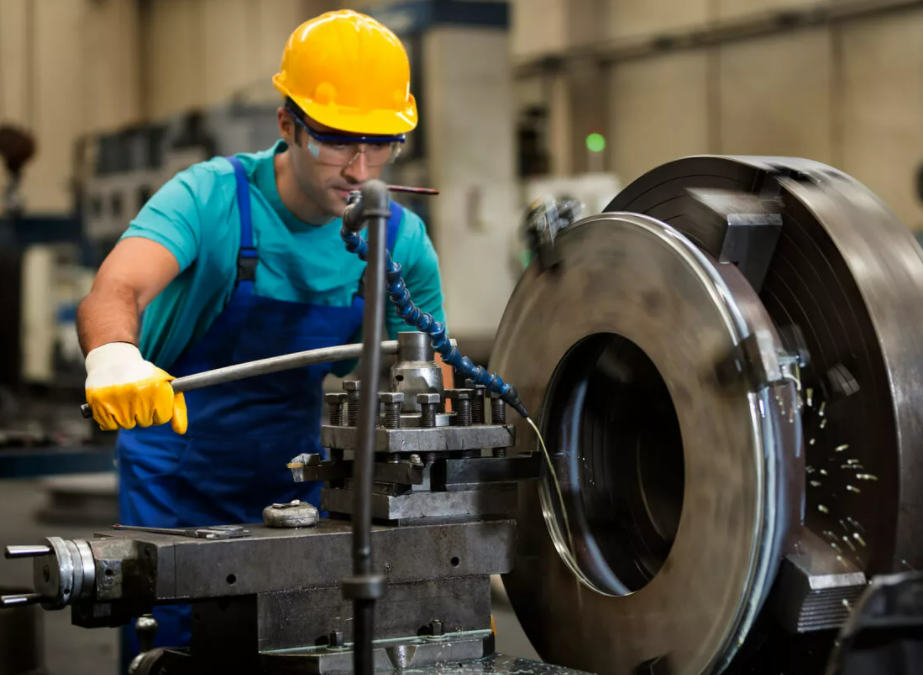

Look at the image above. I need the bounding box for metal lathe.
[3,156,923,675]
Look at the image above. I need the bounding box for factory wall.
[0,0,336,215]
[513,0,923,231]
[0,0,140,213]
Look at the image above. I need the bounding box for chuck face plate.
[492,156,923,675]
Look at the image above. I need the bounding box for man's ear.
[277,107,295,144]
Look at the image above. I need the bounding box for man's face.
[277,108,388,219]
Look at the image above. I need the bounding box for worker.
[77,10,447,658]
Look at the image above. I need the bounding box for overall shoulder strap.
[225,156,258,284]
[354,199,404,303]
[385,199,403,252]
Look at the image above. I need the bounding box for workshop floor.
[0,478,539,675]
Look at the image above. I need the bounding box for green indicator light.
[586,133,606,153]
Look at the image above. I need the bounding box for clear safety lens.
[307,139,402,167]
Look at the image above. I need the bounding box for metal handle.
[5,545,51,559]
[0,593,43,608]
[82,340,399,419]
[81,338,456,419]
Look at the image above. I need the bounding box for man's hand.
[85,342,187,434]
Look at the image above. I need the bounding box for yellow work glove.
[84,343,187,434]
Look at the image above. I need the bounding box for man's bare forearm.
[77,284,141,355]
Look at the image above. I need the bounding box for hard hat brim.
[273,75,418,136]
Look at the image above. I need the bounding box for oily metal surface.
[491,213,793,675]
[607,156,923,576]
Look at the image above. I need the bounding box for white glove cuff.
[86,342,144,375]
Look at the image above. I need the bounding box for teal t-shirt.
[121,141,446,373]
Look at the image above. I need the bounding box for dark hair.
[284,98,306,143]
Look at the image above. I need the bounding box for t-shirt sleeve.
[386,209,447,339]
[119,167,206,273]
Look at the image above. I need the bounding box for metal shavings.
[809,438,816,446]
[848,517,865,532]
[831,542,843,553]
[820,469,829,476]
[806,388,813,408]
[842,536,856,552]
[847,458,860,464]
[836,444,849,452]
[810,480,822,487]
[819,401,826,417]
[853,533,867,548]
[846,485,861,493]
[818,504,829,514]
[856,474,878,481]
[806,465,816,474]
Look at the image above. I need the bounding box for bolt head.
[417,393,441,404]
[328,629,345,647]
[490,391,503,400]
[429,619,444,636]
[447,388,473,401]
[325,392,348,403]
[409,453,423,467]
[379,392,405,403]
[343,380,361,392]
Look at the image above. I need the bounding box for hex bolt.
[417,393,440,428]
[380,392,405,429]
[446,389,473,427]
[328,630,344,648]
[343,380,361,427]
[490,391,506,424]
[430,619,444,637]
[409,453,423,467]
[465,379,487,424]
[325,392,347,426]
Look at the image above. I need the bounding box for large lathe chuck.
[491,156,923,675]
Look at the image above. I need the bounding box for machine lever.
[81,338,456,419]
[0,593,43,608]
[5,545,51,559]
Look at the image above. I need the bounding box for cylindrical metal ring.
[492,212,796,675]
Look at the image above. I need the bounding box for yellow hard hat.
[273,10,418,136]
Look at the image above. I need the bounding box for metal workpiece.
[391,332,444,413]
[773,529,867,634]
[321,484,519,522]
[262,500,319,528]
[491,211,798,675]
[320,423,515,454]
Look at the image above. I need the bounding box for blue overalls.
[116,156,402,660]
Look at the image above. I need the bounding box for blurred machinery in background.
[4,155,923,675]
[77,103,281,255]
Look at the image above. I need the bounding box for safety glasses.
[287,110,404,167]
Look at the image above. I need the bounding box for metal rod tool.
[80,339,454,419]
